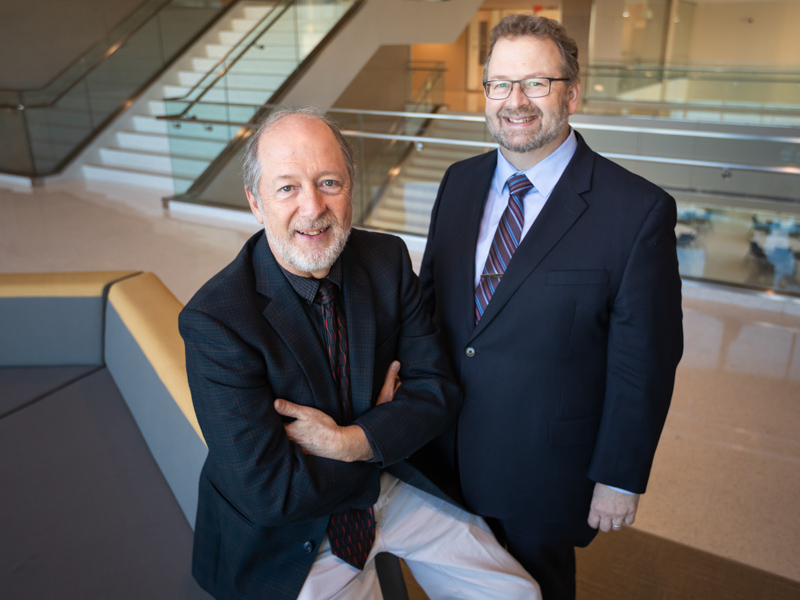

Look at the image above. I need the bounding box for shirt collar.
[279,258,343,304]
[492,128,578,200]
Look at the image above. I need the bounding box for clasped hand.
[273,361,401,462]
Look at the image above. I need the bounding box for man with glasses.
[417,15,683,600]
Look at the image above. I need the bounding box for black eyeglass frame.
[482,77,571,99]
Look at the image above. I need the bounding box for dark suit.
[179,228,461,600]
[417,133,683,596]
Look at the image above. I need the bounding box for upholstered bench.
[0,271,408,600]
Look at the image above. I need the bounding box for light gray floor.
[1,178,799,582]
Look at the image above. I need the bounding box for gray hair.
[483,14,580,84]
[241,107,355,204]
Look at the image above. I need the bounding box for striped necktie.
[475,172,533,323]
[316,279,375,570]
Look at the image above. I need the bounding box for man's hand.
[274,399,373,462]
[274,363,400,462]
[377,360,401,405]
[587,482,639,532]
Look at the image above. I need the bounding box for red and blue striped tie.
[317,279,375,570]
[475,172,533,323]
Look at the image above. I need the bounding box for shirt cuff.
[607,485,636,495]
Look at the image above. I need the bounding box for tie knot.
[507,172,533,198]
[316,278,337,305]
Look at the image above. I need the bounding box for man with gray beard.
[179,108,540,600]
[417,15,683,600]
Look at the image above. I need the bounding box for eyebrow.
[272,171,344,181]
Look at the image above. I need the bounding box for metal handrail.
[160,102,800,144]
[581,97,800,116]
[0,0,234,111]
[157,110,800,179]
[342,131,800,177]
[588,63,800,75]
[163,0,287,114]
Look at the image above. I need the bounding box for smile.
[297,226,329,237]
[504,116,536,124]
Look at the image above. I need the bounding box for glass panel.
[2,0,230,177]
[166,0,356,195]
[25,81,95,175]
[674,202,800,295]
[0,102,34,176]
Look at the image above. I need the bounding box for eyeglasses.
[483,77,570,100]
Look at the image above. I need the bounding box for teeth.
[299,227,326,236]
[508,116,533,123]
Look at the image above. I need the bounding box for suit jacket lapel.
[453,152,497,337]
[253,234,343,420]
[340,243,376,419]
[470,136,594,339]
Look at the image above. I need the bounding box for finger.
[587,511,600,530]
[377,361,401,405]
[624,512,636,527]
[599,517,613,533]
[274,398,303,418]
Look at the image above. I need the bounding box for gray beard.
[266,222,351,275]
[487,98,569,154]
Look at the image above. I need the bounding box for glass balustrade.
[165,106,800,297]
[0,0,231,179]
[583,64,800,126]
[164,0,355,193]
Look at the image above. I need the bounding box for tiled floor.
[2,178,799,583]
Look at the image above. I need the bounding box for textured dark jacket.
[180,229,461,599]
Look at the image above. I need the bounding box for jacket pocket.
[549,414,601,447]
[547,269,610,285]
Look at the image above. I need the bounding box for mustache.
[497,107,542,119]
[292,216,337,232]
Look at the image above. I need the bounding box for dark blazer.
[179,228,461,600]
[417,133,683,524]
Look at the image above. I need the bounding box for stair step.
[82,163,191,192]
[131,115,169,135]
[243,4,276,20]
[230,17,271,33]
[96,146,210,178]
[115,130,226,158]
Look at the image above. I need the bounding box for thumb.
[274,398,298,416]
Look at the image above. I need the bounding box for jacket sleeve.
[588,192,684,493]
[180,308,379,528]
[353,238,463,468]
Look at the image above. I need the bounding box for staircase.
[363,114,487,235]
[80,1,345,193]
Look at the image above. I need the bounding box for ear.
[245,186,264,224]
[566,81,580,115]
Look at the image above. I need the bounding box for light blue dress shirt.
[474,129,578,287]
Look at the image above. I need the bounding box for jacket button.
[303,540,315,553]
[465,347,476,357]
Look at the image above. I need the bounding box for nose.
[297,186,326,219]
[505,81,530,108]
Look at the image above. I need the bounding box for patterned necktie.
[475,172,533,323]
[316,279,375,570]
